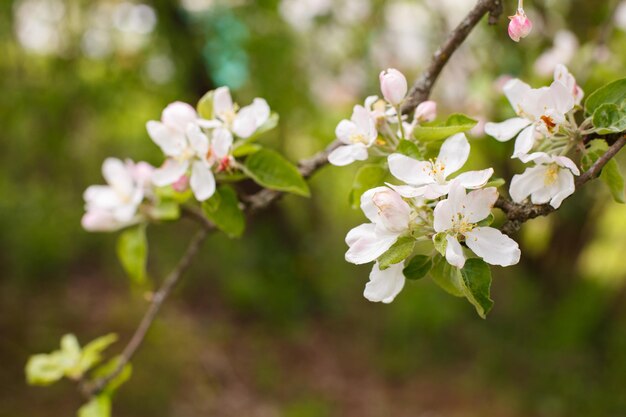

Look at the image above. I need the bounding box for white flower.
[433,182,521,268]
[208,86,270,139]
[345,186,411,265]
[328,105,378,166]
[509,152,580,209]
[363,262,406,303]
[147,101,221,201]
[82,158,154,232]
[387,133,494,199]
[484,75,576,158]
[379,68,408,106]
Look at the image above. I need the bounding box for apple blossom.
[414,100,437,123]
[328,104,378,166]
[207,86,271,139]
[379,68,408,106]
[433,182,521,268]
[345,186,411,265]
[484,73,576,158]
[82,158,154,232]
[508,8,532,42]
[363,262,406,303]
[509,152,580,209]
[387,133,494,199]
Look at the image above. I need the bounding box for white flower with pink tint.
[82,158,154,232]
[379,68,408,106]
[433,182,521,268]
[414,100,437,123]
[328,105,378,166]
[508,7,532,42]
[206,86,271,139]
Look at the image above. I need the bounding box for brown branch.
[401,0,503,113]
[496,135,626,235]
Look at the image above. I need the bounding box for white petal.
[213,86,233,118]
[363,262,405,303]
[439,133,469,178]
[328,144,368,166]
[484,118,531,142]
[385,183,426,198]
[81,209,127,232]
[445,235,466,268]
[232,107,258,138]
[211,128,233,159]
[518,151,552,164]
[186,124,209,156]
[512,125,536,158]
[503,79,532,113]
[465,227,521,266]
[462,187,498,223]
[360,186,391,223]
[454,168,494,189]
[548,80,575,115]
[549,169,575,209]
[161,101,197,132]
[335,119,358,144]
[250,98,270,126]
[553,156,580,175]
[433,198,455,233]
[345,224,398,265]
[387,153,435,186]
[352,105,377,142]
[152,159,189,187]
[102,158,133,197]
[83,185,121,210]
[370,187,411,232]
[422,183,451,199]
[189,161,216,201]
[509,165,547,203]
[146,121,185,157]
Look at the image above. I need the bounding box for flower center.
[540,115,557,133]
[544,163,559,185]
[219,109,238,126]
[430,159,447,183]
[349,133,368,144]
[451,213,475,236]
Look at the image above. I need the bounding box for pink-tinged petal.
[83,185,121,210]
[130,161,155,185]
[385,183,427,198]
[445,235,466,268]
[465,226,521,266]
[439,133,470,178]
[512,125,536,159]
[211,128,233,159]
[371,187,411,232]
[414,100,437,123]
[189,161,216,201]
[462,187,498,223]
[503,79,532,114]
[81,209,127,232]
[186,124,209,156]
[213,86,233,118]
[102,158,134,197]
[360,186,390,224]
[508,10,532,42]
[484,118,531,142]
[328,144,368,166]
[509,165,547,204]
[161,101,197,132]
[345,224,398,265]
[335,119,358,144]
[363,262,405,303]
[388,153,435,186]
[146,120,185,157]
[379,68,408,106]
[549,169,575,209]
[454,168,494,189]
[152,159,189,187]
[553,156,580,175]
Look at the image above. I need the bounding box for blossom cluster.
[81,87,272,232]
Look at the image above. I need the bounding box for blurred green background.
[2,0,626,416]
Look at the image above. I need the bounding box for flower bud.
[414,100,437,123]
[379,68,408,106]
[508,9,532,42]
[172,174,189,192]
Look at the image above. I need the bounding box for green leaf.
[79,334,118,374]
[592,103,626,134]
[202,185,245,237]
[232,143,262,158]
[581,139,609,171]
[116,225,148,286]
[148,200,180,221]
[378,236,415,270]
[432,232,448,256]
[25,353,66,386]
[429,255,464,297]
[396,139,422,159]
[476,213,495,227]
[484,177,506,188]
[92,356,133,395]
[600,159,625,203]
[349,163,387,209]
[459,258,494,319]
[196,90,214,119]
[78,395,111,417]
[585,78,626,115]
[243,149,310,197]
[412,113,477,142]
[402,255,432,280]
[253,112,279,137]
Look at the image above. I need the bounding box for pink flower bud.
[414,100,437,123]
[172,174,189,192]
[379,68,408,106]
[508,9,532,42]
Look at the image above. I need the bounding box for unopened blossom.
[328,105,378,166]
[387,133,494,199]
[509,152,580,209]
[363,262,406,303]
[433,182,521,268]
[82,158,154,232]
[484,73,576,158]
[379,68,408,106]
[147,101,225,201]
[508,8,532,42]
[206,86,271,139]
[345,186,411,265]
[414,100,437,123]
